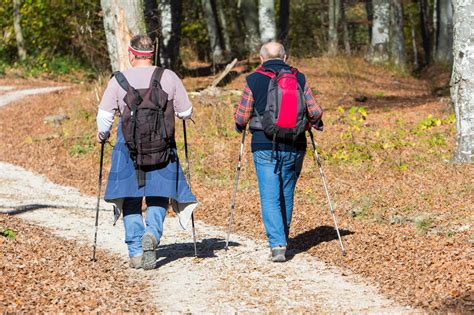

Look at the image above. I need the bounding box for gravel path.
[0,86,413,313]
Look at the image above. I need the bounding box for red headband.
[128,45,154,57]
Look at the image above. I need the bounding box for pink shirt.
[99,66,192,115]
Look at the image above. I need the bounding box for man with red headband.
[96,35,197,270]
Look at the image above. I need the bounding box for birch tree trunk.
[240,0,261,54]
[366,0,390,63]
[202,0,224,64]
[278,0,290,45]
[389,0,406,69]
[450,0,474,163]
[434,0,454,63]
[159,0,182,69]
[259,0,276,43]
[328,0,340,56]
[101,0,146,72]
[13,0,26,61]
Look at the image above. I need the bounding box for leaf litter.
[0,57,472,312]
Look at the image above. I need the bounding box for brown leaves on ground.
[0,215,156,312]
[0,57,472,312]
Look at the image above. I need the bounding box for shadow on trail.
[286,225,354,260]
[155,238,240,268]
[3,204,59,215]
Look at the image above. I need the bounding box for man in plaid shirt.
[234,42,323,262]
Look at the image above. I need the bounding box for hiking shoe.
[141,232,158,270]
[269,246,286,262]
[129,255,143,269]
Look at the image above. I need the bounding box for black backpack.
[113,67,175,186]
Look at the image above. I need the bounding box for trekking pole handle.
[98,131,110,144]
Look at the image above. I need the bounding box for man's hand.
[96,131,110,143]
[235,123,244,134]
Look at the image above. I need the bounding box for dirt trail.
[0,86,414,313]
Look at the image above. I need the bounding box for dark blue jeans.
[253,150,304,248]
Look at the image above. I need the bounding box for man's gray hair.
[260,42,286,60]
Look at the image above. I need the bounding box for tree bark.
[389,0,405,69]
[144,0,160,65]
[217,0,231,52]
[240,0,261,54]
[159,0,182,69]
[408,1,419,69]
[278,0,290,45]
[328,0,340,55]
[202,0,225,64]
[340,0,351,55]
[366,0,390,63]
[434,0,453,63]
[259,0,276,43]
[101,0,147,72]
[13,0,26,61]
[419,0,431,65]
[366,0,373,43]
[450,0,474,163]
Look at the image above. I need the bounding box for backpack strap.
[113,71,131,92]
[255,66,276,78]
[150,67,165,88]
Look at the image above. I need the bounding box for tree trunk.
[340,0,351,55]
[202,0,224,64]
[389,0,405,69]
[450,0,474,163]
[419,0,431,65]
[217,0,231,52]
[278,0,290,45]
[13,0,26,61]
[240,0,260,54]
[101,0,146,72]
[328,0,340,55]
[366,0,390,63]
[366,0,373,43]
[434,0,453,63]
[144,0,160,65]
[229,1,246,57]
[259,0,276,43]
[408,1,419,69]
[159,0,182,69]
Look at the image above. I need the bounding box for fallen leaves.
[0,215,156,312]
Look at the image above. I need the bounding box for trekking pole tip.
[342,250,347,256]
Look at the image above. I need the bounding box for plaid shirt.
[234,81,323,127]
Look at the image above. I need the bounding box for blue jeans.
[123,197,168,257]
[253,150,304,248]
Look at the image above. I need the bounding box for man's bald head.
[260,42,286,61]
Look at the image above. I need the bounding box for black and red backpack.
[249,66,308,151]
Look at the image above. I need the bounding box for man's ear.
[260,56,264,64]
[128,52,135,66]
[283,54,287,62]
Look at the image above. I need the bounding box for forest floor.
[0,57,472,312]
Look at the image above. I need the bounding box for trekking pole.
[225,128,246,251]
[183,120,198,257]
[308,129,346,256]
[91,131,109,262]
